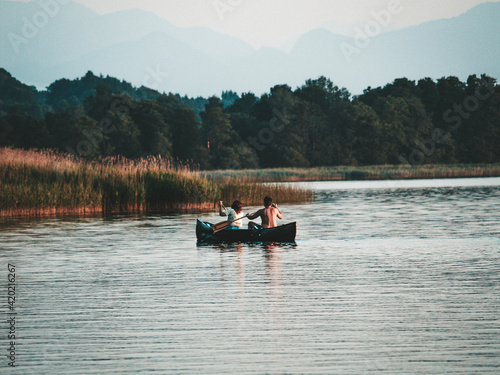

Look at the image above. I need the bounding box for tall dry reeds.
[219,178,313,207]
[0,148,313,218]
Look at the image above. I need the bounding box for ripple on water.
[0,178,499,374]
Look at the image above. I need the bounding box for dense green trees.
[0,69,498,169]
[0,69,43,118]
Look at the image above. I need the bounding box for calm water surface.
[1,178,499,374]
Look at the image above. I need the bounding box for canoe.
[196,219,297,243]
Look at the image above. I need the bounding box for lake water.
[1,178,499,374]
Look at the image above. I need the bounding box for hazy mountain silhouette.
[1,0,498,96]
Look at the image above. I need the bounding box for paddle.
[212,215,247,233]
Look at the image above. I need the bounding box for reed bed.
[219,178,314,207]
[0,148,313,218]
[202,164,500,182]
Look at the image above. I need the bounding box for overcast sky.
[13,0,500,48]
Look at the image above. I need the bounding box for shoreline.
[2,148,498,220]
[265,174,500,183]
[202,164,500,183]
[3,172,498,220]
[0,204,219,220]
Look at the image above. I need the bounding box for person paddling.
[219,200,245,229]
[247,196,283,229]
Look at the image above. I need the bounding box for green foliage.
[131,101,172,156]
[1,70,499,169]
[0,69,42,118]
[221,91,239,108]
[0,109,49,149]
[201,97,239,168]
[171,108,206,163]
[48,71,160,109]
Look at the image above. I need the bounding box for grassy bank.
[0,148,313,218]
[202,164,500,182]
[4,147,496,219]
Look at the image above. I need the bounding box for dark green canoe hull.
[196,219,297,243]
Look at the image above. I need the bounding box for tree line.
[1,68,499,169]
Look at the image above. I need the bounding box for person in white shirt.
[218,200,245,229]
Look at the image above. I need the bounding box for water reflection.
[0,178,499,374]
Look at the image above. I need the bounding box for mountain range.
[1,0,499,96]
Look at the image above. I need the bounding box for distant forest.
[1,68,499,169]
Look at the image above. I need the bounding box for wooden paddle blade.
[212,220,233,233]
[212,215,246,233]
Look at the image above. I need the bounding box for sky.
[57,0,499,48]
[9,0,499,48]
